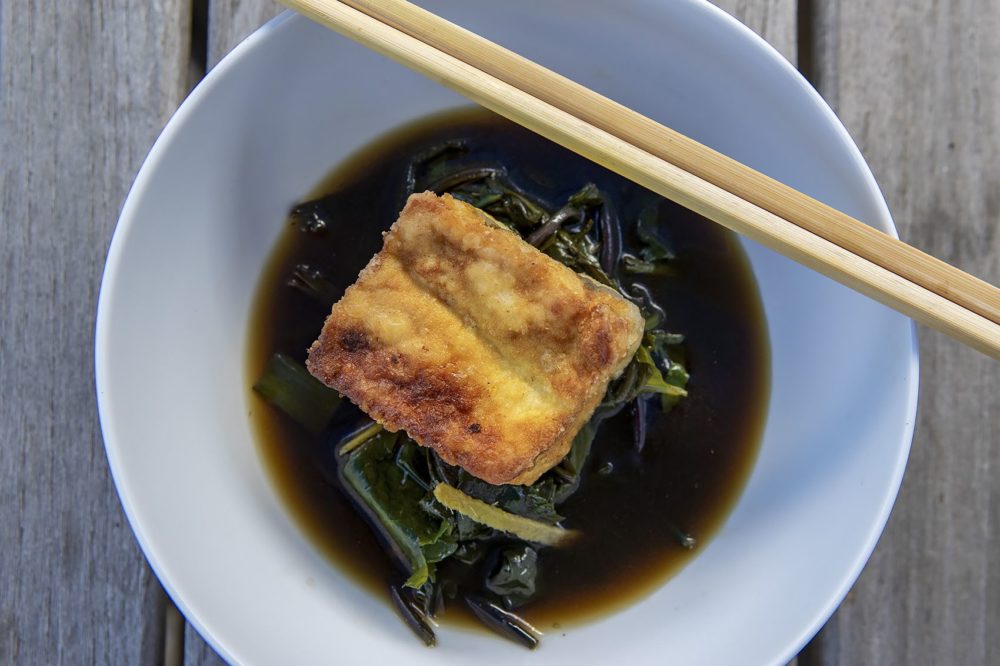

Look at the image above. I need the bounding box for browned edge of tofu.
[307,192,644,485]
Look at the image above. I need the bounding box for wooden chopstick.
[277,0,1000,358]
[340,0,1000,327]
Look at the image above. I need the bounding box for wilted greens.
[252,353,340,433]
[254,138,694,649]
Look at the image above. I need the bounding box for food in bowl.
[306,190,646,486]
[248,108,769,647]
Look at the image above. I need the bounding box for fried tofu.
[306,192,644,485]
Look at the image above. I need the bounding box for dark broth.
[247,108,770,631]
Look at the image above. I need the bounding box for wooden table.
[2,1,996,663]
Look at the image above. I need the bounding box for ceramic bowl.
[96,2,917,663]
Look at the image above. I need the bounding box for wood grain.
[183,623,227,666]
[800,0,1000,664]
[0,0,192,663]
[713,0,797,65]
[207,0,283,68]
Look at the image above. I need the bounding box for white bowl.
[96,2,917,664]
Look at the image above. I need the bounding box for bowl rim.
[95,4,919,664]
[689,1,919,663]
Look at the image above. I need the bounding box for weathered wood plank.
[0,0,193,664]
[207,0,283,69]
[183,619,227,666]
[800,1,1000,664]
[712,0,798,65]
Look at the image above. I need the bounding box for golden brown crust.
[307,192,643,485]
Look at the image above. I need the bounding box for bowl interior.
[97,2,916,664]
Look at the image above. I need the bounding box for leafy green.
[647,329,685,351]
[252,353,340,433]
[340,431,454,588]
[636,203,675,262]
[481,187,549,228]
[567,182,603,207]
[447,467,566,525]
[339,420,383,455]
[621,254,660,274]
[619,203,676,276]
[451,540,488,565]
[500,478,565,524]
[288,200,330,235]
[315,141,698,646]
[286,263,342,305]
[603,361,642,408]
[542,222,615,287]
[464,595,540,649]
[408,139,468,191]
[486,545,539,608]
[454,513,495,542]
[390,585,437,647]
[622,254,676,276]
[646,330,690,412]
[563,419,599,477]
[395,437,433,492]
[635,346,687,398]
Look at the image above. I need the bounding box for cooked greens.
[485,545,539,609]
[257,137,695,649]
[252,353,340,433]
[340,429,457,588]
[465,595,540,649]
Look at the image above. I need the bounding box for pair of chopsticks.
[279,0,1000,358]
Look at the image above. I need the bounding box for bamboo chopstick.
[339,0,1000,327]
[277,0,1000,359]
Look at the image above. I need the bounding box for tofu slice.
[307,192,644,485]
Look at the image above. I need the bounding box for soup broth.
[247,108,770,632]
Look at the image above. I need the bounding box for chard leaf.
[645,330,690,412]
[448,467,564,524]
[622,254,675,276]
[635,346,687,398]
[395,437,433,492]
[390,585,437,647]
[636,204,675,262]
[453,471,507,505]
[647,329,685,354]
[603,359,642,407]
[622,254,660,275]
[486,545,539,609]
[286,263,342,304]
[563,420,599,477]
[465,595,540,649]
[567,182,603,207]
[339,420,383,455]
[661,361,690,412]
[499,478,563,525]
[452,540,488,565]
[253,353,340,433]
[340,431,453,588]
[455,513,495,541]
[421,532,459,564]
[543,222,615,287]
